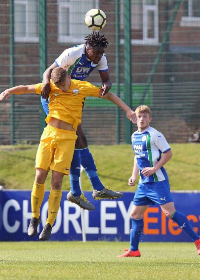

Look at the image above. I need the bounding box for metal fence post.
[115,0,120,144]
[123,0,132,143]
[39,0,47,134]
[10,0,14,145]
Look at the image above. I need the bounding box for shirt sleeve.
[83,81,100,98]
[55,46,81,69]
[97,54,108,72]
[35,83,43,95]
[153,132,171,153]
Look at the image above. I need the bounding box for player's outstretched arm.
[42,62,57,101]
[100,91,137,123]
[0,85,36,101]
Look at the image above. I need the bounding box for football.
[85,9,106,31]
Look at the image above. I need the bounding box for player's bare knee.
[51,177,62,190]
[51,181,62,191]
[130,212,142,219]
[35,168,48,184]
[163,211,173,219]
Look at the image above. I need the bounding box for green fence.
[0,0,200,145]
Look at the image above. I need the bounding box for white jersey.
[55,44,108,81]
[131,126,171,183]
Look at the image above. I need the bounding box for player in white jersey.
[117,105,200,257]
[41,33,123,211]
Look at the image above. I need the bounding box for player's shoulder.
[35,82,43,94]
[147,126,162,137]
[71,79,94,88]
[131,130,139,141]
[64,44,85,57]
[132,130,138,136]
[98,53,108,66]
[70,79,82,87]
[148,126,166,142]
[101,53,107,61]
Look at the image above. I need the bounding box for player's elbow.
[102,91,112,100]
[105,91,113,99]
[167,150,173,159]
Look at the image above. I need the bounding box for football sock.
[70,149,81,196]
[130,218,144,251]
[171,211,199,242]
[31,182,45,219]
[46,189,62,227]
[79,147,104,191]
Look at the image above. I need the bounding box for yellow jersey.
[35,79,100,130]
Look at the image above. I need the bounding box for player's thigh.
[148,181,173,205]
[130,204,149,219]
[76,124,88,148]
[133,183,152,207]
[35,129,55,171]
[160,202,176,218]
[51,134,77,175]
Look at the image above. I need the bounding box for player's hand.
[101,83,109,96]
[126,110,137,123]
[141,167,155,177]
[0,90,11,101]
[41,82,51,101]
[128,176,136,186]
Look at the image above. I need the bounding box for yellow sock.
[31,182,45,218]
[46,189,62,227]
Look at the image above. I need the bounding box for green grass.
[0,144,200,191]
[0,242,199,279]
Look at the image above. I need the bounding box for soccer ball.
[85,9,106,31]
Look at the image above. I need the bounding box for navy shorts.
[133,180,173,206]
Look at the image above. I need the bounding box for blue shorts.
[41,97,49,115]
[133,180,173,206]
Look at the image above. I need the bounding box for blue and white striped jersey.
[55,44,108,80]
[131,126,171,183]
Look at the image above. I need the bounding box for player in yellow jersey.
[0,67,137,241]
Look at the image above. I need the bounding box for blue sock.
[171,211,199,242]
[70,150,81,196]
[130,218,143,251]
[79,148,104,191]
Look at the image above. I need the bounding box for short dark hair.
[85,32,108,48]
[51,67,67,84]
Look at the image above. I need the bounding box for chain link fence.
[0,0,200,145]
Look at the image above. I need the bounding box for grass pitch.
[0,241,199,279]
[0,143,200,191]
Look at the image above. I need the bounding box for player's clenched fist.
[128,176,136,186]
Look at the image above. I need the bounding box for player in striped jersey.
[41,32,122,210]
[117,105,200,257]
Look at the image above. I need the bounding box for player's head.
[85,32,108,64]
[51,67,71,92]
[135,105,152,131]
